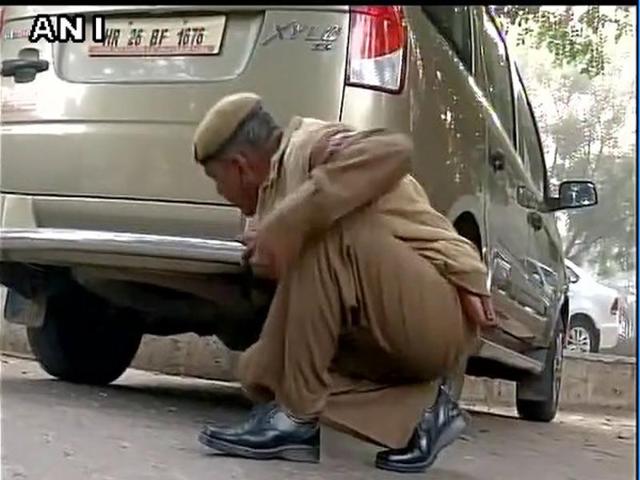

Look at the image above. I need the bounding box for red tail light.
[347,5,407,93]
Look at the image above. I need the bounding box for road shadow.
[463,408,519,421]
[1,371,253,425]
[109,378,252,409]
[2,366,526,426]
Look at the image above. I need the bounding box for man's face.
[203,153,260,216]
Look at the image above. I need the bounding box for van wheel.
[27,290,143,385]
[516,321,564,422]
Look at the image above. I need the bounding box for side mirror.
[546,181,598,212]
[566,268,580,284]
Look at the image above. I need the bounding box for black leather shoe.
[375,385,467,473]
[199,403,320,463]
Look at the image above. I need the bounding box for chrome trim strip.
[0,228,245,265]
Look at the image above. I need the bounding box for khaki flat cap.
[193,92,262,163]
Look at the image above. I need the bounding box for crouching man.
[193,93,495,473]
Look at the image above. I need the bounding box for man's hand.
[239,229,257,265]
[241,225,301,280]
[459,290,498,329]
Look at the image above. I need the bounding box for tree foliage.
[509,10,636,278]
[491,6,634,78]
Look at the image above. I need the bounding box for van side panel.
[341,6,487,241]
[1,7,349,206]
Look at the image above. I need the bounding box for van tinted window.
[480,11,515,142]
[422,6,472,72]
[515,69,546,193]
[541,266,558,288]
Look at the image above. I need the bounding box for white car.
[565,260,622,353]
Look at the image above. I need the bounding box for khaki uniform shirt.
[247,117,490,298]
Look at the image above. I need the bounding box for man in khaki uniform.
[193,93,496,473]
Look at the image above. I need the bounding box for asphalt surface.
[1,355,635,480]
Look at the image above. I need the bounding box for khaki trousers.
[238,213,475,448]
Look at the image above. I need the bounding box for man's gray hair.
[215,104,280,158]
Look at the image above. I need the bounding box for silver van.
[0,6,597,422]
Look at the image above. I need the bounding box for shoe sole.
[198,432,320,464]
[375,415,467,474]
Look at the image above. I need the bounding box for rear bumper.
[0,228,245,273]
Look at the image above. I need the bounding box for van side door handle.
[1,58,49,83]
[489,149,505,172]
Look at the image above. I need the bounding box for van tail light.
[610,297,620,316]
[347,5,407,93]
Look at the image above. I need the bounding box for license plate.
[88,16,227,57]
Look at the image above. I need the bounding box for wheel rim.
[567,326,591,353]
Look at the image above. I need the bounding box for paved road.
[1,356,635,480]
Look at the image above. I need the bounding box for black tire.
[567,315,599,353]
[516,321,564,422]
[27,289,143,385]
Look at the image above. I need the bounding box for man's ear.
[232,154,252,177]
[228,153,256,187]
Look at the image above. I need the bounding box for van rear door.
[1,6,349,205]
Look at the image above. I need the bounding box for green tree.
[492,6,634,78]
[507,9,636,277]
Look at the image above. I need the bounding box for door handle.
[1,58,49,83]
[527,211,543,231]
[489,149,505,172]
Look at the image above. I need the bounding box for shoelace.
[245,402,279,425]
